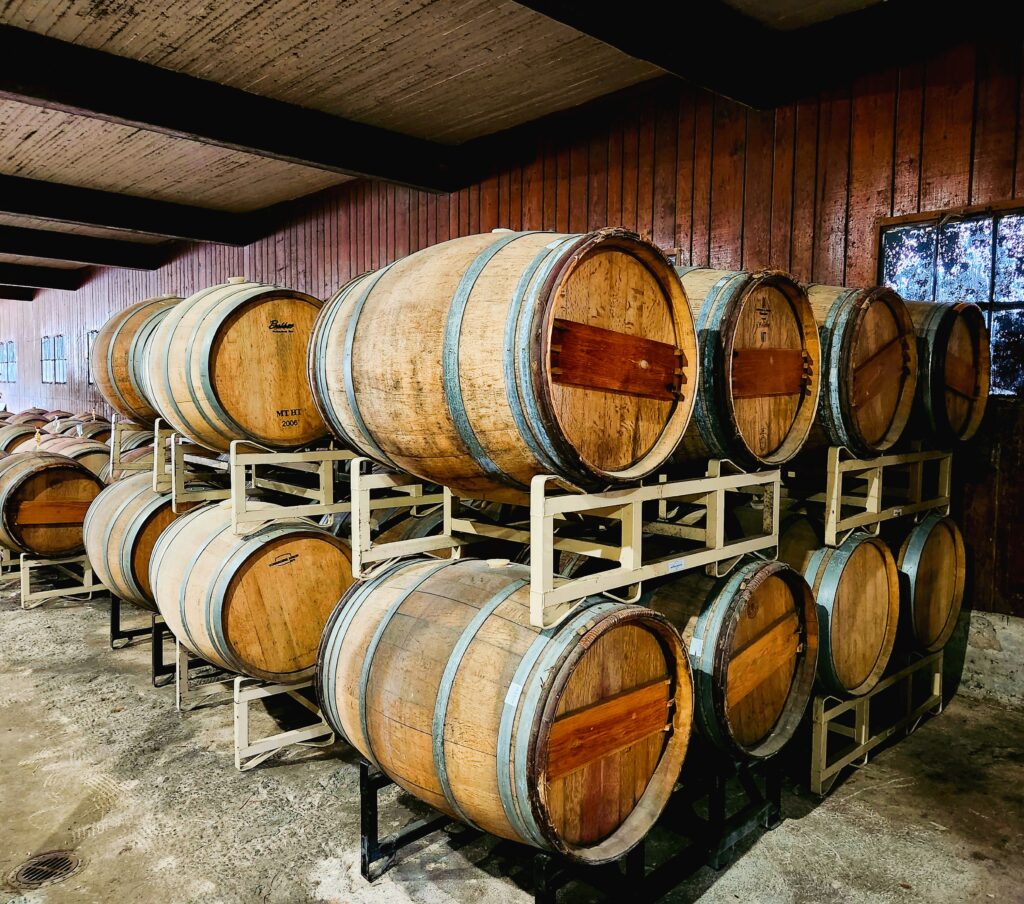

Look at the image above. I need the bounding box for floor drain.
[6,850,83,890]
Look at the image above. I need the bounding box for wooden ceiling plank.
[0,23,458,191]
[0,226,172,270]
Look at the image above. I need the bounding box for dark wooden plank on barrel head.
[14,500,93,524]
[731,348,805,399]
[551,319,683,402]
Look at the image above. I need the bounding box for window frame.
[86,329,99,385]
[876,201,1024,397]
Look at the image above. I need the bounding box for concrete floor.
[1,584,1022,904]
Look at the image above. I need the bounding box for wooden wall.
[1,37,1021,613]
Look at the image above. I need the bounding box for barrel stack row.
[0,227,985,865]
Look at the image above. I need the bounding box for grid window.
[0,340,15,383]
[879,210,1024,396]
[41,334,67,385]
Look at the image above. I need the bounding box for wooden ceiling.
[0,0,665,289]
[1,0,660,144]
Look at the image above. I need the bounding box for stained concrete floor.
[1,584,1022,904]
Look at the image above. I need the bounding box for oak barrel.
[0,452,105,556]
[310,229,699,500]
[8,412,49,428]
[151,501,354,682]
[644,558,817,757]
[0,425,39,452]
[671,268,821,466]
[778,516,899,696]
[92,295,182,426]
[99,445,154,483]
[805,284,918,454]
[905,300,990,443]
[148,279,328,452]
[67,421,112,443]
[35,436,111,478]
[317,557,691,862]
[84,473,190,609]
[892,513,965,652]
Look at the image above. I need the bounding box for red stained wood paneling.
[743,107,774,271]
[710,97,745,269]
[920,44,977,211]
[846,70,897,286]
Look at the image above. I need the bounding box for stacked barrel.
[16,223,984,860]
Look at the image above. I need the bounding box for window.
[879,208,1024,396]
[86,329,99,385]
[0,340,15,383]
[41,334,67,385]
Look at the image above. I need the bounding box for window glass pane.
[936,218,993,304]
[42,336,51,360]
[995,213,1024,303]
[42,361,53,384]
[991,308,1024,396]
[882,224,936,300]
[0,344,7,364]
[55,335,64,359]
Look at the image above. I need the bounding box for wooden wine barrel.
[671,268,821,467]
[892,513,965,652]
[644,558,817,757]
[0,425,39,452]
[119,429,155,453]
[67,421,112,443]
[778,516,899,696]
[8,412,49,428]
[99,445,154,483]
[148,279,327,452]
[317,556,692,863]
[310,229,699,500]
[805,284,918,454]
[0,452,105,555]
[151,501,353,682]
[84,473,192,609]
[905,301,989,443]
[72,411,108,423]
[35,436,111,478]
[92,295,182,426]
[45,410,72,420]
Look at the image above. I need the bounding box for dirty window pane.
[936,218,992,304]
[881,224,936,300]
[995,213,1024,304]
[991,308,1024,395]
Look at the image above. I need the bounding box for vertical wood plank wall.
[1,38,1021,614]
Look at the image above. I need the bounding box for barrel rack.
[108,415,156,478]
[359,751,782,902]
[170,639,335,771]
[0,552,105,610]
[154,422,782,630]
[784,445,952,546]
[349,458,782,629]
[810,651,944,796]
[107,596,178,687]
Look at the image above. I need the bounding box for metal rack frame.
[173,640,334,771]
[351,459,781,629]
[359,754,782,901]
[11,553,104,610]
[108,415,154,478]
[787,446,952,546]
[810,650,944,796]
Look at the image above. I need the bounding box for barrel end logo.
[269,319,296,333]
[269,552,299,568]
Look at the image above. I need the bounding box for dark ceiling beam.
[0,262,88,290]
[0,285,36,301]
[0,226,172,270]
[511,0,775,107]
[513,0,1024,109]
[0,24,458,192]
[0,175,270,245]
